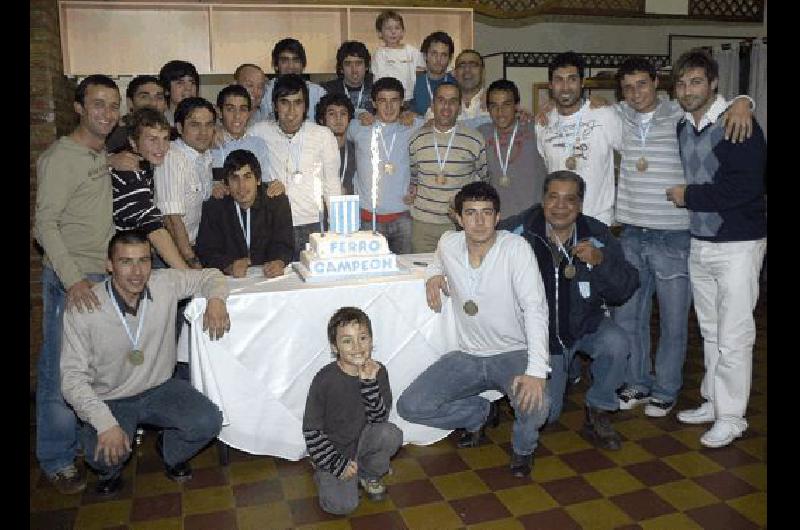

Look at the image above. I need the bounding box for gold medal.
[436,173,447,185]
[384,162,394,174]
[463,300,479,316]
[564,264,576,279]
[128,349,144,366]
[636,156,648,172]
[565,156,577,171]
[498,173,511,187]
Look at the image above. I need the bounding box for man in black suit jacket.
[196,149,294,277]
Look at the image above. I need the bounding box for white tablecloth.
[182,254,463,460]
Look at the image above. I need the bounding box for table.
[182,254,463,461]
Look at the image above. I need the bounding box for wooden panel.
[61,3,211,75]
[210,6,345,74]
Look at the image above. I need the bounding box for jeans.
[613,225,692,402]
[690,238,766,428]
[293,222,318,262]
[79,378,222,479]
[397,350,549,455]
[36,267,107,476]
[548,317,629,423]
[411,219,454,253]
[373,213,412,255]
[314,422,403,515]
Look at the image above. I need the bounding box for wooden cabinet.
[59,1,474,76]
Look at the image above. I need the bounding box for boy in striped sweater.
[302,307,403,515]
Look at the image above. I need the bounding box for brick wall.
[30,0,77,394]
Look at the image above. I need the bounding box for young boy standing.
[303,307,403,515]
[370,10,425,102]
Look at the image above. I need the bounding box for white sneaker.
[617,387,651,410]
[644,398,674,418]
[677,402,715,425]
[700,421,744,448]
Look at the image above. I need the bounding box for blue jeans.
[548,317,629,423]
[79,378,222,479]
[397,350,549,456]
[613,225,692,402]
[374,213,412,255]
[36,267,107,476]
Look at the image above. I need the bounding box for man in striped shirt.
[408,82,487,253]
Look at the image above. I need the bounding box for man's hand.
[107,151,142,172]
[187,256,203,270]
[666,185,687,207]
[211,123,226,149]
[266,180,285,197]
[572,240,603,267]
[211,181,229,199]
[721,97,754,143]
[425,274,449,313]
[262,260,286,278]
[229,258,250,278]
[203,297,230,340]
[535,100,555,126]
[511,375,546,414]
[358,359,380,381]
[516,107,534,125]
[359,112,376,126]
[95,425,131,466]
[66,279,101,313]
[340,460,358,480]
[588,94,611,109]
[403,184,417,205]
[398,110,416,127]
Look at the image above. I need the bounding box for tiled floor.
[30,293,766,529]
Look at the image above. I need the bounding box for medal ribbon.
[344,80,365,110]
[493,120,519,179]
[377,123,397,165]
[463,239,483,304]
[106,280,148,352]
[287,128,305,177]
[433,125,457,177]
[339,141,349,184]
[638,115,653,156]
[547,223,577,271]
[560,104,584,161]
[236,204,251,251]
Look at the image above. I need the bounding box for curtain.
[713,42,740,101]
[748,40,767,139]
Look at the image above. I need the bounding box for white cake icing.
[300,231,399,278]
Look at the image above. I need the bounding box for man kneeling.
[60,230,230,495]
[398,182,550,477]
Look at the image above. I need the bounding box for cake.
[294,195,400,281]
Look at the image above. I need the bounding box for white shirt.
[153,139,213,244]
[536,101,623,225]
[426,230,550,378]
[684,94,729,131]
[371,44,425,101]
[249,121,342,226]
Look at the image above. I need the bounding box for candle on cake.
[369,123,381,234]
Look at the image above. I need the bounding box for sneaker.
[644,398,674,418]
[617,387,651,410]
[700,421,744,448]
[48,464,86,495]
[94,474,123,496]
[359,477,387,502]
[581,405,622,451]
[457,401,499,448]
[509,451,533,478]
[156,433,193,483]
[677,402,715,425]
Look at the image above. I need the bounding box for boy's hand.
[359,359,380,381]
[340,460,358,480]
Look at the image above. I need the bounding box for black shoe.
[156,433,193,483]
[509,452,532,478]
[457,401,500,448]
[581,405,622,451]
[95,474,123,496]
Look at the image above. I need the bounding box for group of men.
[34,22,765,502]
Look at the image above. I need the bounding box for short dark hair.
[455,181,501,215]
[371,76,405,101]
[543,170,586,201]
[486,79,520,106]
[327,306,373,349]
[222,149,261,184]
[233,63,264,81]
[174,97,217,126]
[217,84,252,110]
[434,81,461,103]
[375,10,404,32]
[272,74,309,121]
[673,47,719,85]
[336,41,371,76]
[75,75,118,106]
[315,93,355,126]
[272,38,307,70]
[421,31,455,58]
[549,51,585,81]
[616,56,657,83]
[128,107,170,142]
[158,60,200,104]
[126,75,164,101]
[107,229,149,259]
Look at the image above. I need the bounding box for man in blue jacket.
[500,171,639,450]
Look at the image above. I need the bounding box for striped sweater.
[409,125,487,224]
